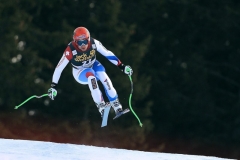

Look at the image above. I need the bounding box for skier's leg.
[72,68,106,115]
[93,61,123,114]
[97,72,123,113]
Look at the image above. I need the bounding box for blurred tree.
[0,0,51,111]
[134,0,240,148]
[1,0,240,158]
[1,0,153,145]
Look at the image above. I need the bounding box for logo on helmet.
[76,35,87,40]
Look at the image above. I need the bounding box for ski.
[113,108,130,120]
[101,103,111,127]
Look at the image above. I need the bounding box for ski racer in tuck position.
[48,27,133,118]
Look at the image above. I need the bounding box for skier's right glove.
[118,64,133,76]
[48,83,57,100]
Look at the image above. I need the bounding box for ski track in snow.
[0,138,235,160]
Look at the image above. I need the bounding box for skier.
[48,27,133,118]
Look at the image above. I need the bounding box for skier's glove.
[48,83,57,100]
[118,64,133,76]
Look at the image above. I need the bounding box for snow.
[0,138,234,160]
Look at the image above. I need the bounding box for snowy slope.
[0,138,235,160]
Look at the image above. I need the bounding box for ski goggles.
[76,39,88,46]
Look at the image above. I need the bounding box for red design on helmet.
[73,27,90,42]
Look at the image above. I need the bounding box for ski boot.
[96,102,106,117]
[110,99,130,119]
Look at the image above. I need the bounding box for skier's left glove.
[118,64,133,76]
[48,83,57,100]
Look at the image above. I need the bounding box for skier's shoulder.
[92,38,101,45]
[92,38,106,50]
[64,41,74,60]
[89,38,97,50]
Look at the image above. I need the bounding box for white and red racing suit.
[51,38,122,111]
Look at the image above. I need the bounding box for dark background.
[1,0,240,159]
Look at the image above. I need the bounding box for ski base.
[113,108,130,120]
[101,104,111,127]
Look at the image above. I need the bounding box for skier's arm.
[94,39,133,75]
[94,39,121,66]
[52,54,69,84]
[48,53,69,100]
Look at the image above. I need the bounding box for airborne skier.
[47,27,133,119]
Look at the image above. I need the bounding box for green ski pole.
[14,93,48,109]
[128,75,143,127]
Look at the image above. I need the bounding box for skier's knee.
[86,71,95,78]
